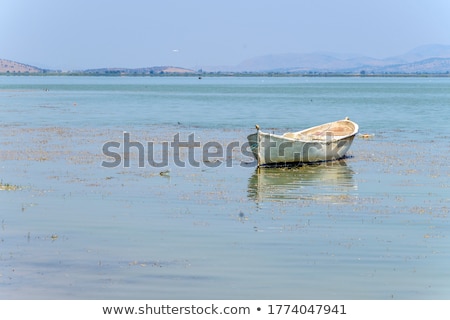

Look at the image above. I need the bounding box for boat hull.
[247,119,358,166]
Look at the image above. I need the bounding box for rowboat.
[247,117,359,167]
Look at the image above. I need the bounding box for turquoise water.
[0,76,449,299]
[1,76,449,132]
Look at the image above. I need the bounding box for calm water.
[0,76,449,299]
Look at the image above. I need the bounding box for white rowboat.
[247,117,359,167]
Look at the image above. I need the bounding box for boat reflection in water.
[247,160,357,203]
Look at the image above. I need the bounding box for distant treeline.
[1,70,450,77]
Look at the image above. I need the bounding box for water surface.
[0,76,449,299]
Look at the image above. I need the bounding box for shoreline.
[1,72,450,77]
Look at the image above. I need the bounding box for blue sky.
[2,0,450,70]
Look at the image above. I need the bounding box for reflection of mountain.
[247,160,357,202]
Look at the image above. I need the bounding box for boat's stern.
[247,132,260,164]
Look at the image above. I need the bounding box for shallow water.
[0,76,449,299]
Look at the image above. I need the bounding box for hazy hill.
[2,44,450,74]
[0,59,42,73]
[370,57,450,74]
[229,44,450,73]
[394,44,450,63]
[83,66,195,75]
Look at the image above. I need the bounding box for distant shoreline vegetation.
[1,70,450,77]
[1,59,450,77]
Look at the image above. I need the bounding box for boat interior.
[282,120,356,141]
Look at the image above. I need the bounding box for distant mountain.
[394,44,450,63]
[3,44,450,75]
[370,57,450,74]
[83,66,195,75]
[236,53,349,72]
[0,59,42,73]
[0,61,195,75]
[225,44,450,74]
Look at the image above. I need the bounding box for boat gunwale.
[252,120,359,143]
